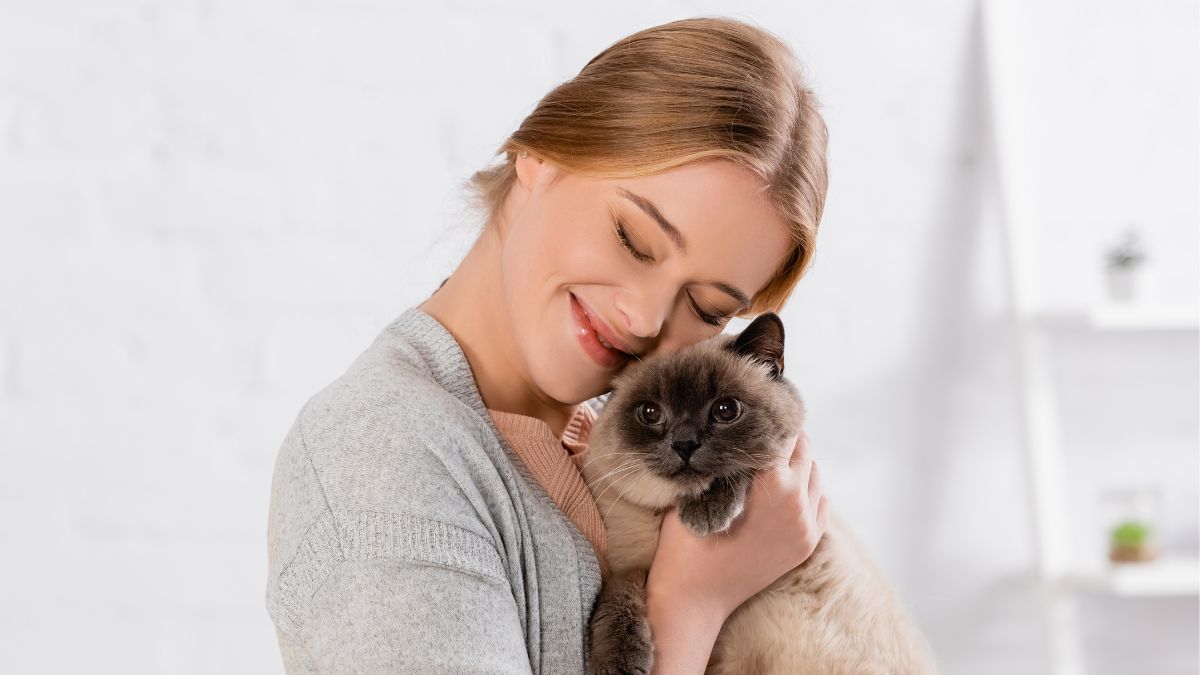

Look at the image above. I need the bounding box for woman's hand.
[646,430,828,622]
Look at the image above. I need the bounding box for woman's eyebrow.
[617,187,687,254]
[616,186,751,310]
[711,282,751,311]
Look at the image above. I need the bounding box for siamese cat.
[583,312,936,675]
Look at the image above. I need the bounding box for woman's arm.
[641,431,828,675]
[300,558,534,674]
[644,585,728,675]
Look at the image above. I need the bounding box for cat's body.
[581,313,936,675]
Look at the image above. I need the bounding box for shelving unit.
[981,1,1200,673]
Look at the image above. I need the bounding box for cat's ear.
[725,312,785,380]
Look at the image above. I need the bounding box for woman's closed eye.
[612,216,731,328]
[614,217,654,264]
[691,299,730,327]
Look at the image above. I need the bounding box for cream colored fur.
[585,449,938,674]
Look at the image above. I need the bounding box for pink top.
[486,404,610,580]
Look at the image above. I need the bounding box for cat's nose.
[671,439,701,463]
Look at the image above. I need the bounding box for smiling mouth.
[570,292,634,369]
[595,331,622,352]
[572,293,635,356]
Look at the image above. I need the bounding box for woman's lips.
[572,293,635,354]
[570,292,630,369]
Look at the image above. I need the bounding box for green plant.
[1105,228,1146,268]
[1110,520,1150,548]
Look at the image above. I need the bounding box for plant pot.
[1109,542,1159,563]
[1107,518,1159,564]
[1100,487,1162,566]
[1104,265,1139,302]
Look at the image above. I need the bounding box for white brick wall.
[1,1,1195,673]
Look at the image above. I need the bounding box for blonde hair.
[464,16,829,317]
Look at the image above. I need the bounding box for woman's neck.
[418,229,578,439]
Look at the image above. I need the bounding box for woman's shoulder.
[267,366,513,641]
[300,364,486,480]
[283,321,505,517]
[303,308,497,444]
[302,356,475,445]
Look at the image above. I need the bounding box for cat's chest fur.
[586,460,937,675]
[592,490,663,573]
[584,452,857,603]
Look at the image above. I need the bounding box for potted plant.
[1100,485,1161,564]
[1108,519,1158,563]
[1103,226,1147,302]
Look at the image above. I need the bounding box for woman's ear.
[513,152,540,192]
[515,152,559,190]
[499,155,557,240]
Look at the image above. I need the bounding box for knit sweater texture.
[486,404,609,580]
[265,305,608,674]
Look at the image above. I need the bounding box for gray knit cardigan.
[265,306,604,673]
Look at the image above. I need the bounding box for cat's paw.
[588,655,651,675]
[587,614,653,675]
[588,571,654,675]
[678,493,740,537]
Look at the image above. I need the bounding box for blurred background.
[1,1,1196,673]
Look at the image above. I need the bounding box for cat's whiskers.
[749,471,773,508]
[577,451,642,473]
[729,446,776,474]
[587,461,647,503]
[603,466,653,524]
[584,457,642,488]
[728,464,775,510]
[730,446,767,468]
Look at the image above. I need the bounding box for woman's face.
[497,155,793,405]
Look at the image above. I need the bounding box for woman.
[266,16,830,674]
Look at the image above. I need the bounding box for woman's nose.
[615,295,669,341]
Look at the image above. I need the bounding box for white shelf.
[1030,303,1199,331]
[983,1,1197,671]
[1059,555,1200,597]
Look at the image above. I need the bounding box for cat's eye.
[635,401,664,426]
[710,397,742,423]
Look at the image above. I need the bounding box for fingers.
[816,494,829,530]
[790,431,813,503]
[788,430,809,465]
[657,505,689,540]
[774,431,824,525]
[808,455,821,503]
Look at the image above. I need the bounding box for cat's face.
[587,312,806,510]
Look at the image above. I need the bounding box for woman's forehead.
[602,162,780,232]
[596,162,791,287]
